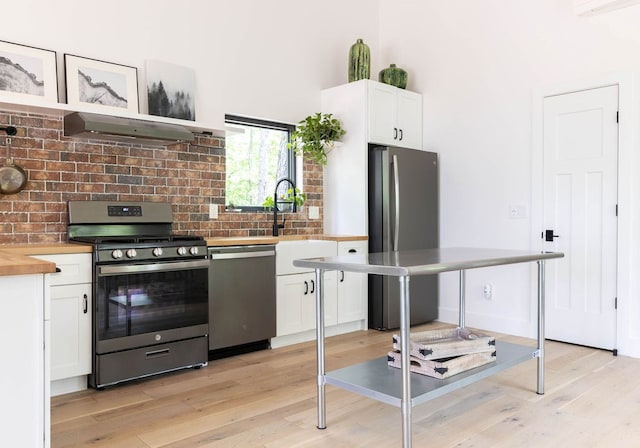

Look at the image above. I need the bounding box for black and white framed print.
[0,40,58,103]
[64,54,139,113]
[146,59,196,121]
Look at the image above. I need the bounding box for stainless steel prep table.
[293,247,564,448]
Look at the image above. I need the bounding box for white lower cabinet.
[276,271,337,336]
[0,274,48,448]
[31,253,92,395]
[50,284,91,381]
[272,239,367,348]
[336,241,368,325]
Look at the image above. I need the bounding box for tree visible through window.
[225,115,295,210]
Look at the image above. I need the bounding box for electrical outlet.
[483,284,493,300]
[308,206,319,220]
[508,204,528,219]
[209,203,218,219]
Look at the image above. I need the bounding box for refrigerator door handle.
[392,153,400,251]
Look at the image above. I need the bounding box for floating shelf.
[0,97,224,137]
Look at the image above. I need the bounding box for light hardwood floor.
[51,323,640,447]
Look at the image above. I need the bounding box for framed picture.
[0,40,58,103]
[146,59,196,121]
[64,54,138,113]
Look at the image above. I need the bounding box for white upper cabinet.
[321,80,424,235]
[368,81,423,150]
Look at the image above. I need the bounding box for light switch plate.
[308,206,319,220]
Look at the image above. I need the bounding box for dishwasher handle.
[209,249,275,260]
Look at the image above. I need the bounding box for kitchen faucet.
[272,177,297,237]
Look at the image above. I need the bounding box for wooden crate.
[392,327,495,360]
[387,349,496,379]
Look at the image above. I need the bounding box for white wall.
[7,0,640,355]
[3,0,379,127]
[378,0,640,355]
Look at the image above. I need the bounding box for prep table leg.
[537,260,545,395]
[459,270,466,329]
[315,268,327,429]
[399,275,412,448]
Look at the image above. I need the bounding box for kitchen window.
[225,115,296,211]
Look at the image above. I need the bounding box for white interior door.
[543,85,618,350]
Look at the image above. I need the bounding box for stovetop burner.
[67,201,207,263]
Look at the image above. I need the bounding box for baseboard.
[270,320,367,349]
[438,307,534,339]
[51,376,88,397]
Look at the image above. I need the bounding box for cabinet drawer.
[276,240,336,275]
[337,240,368,256]
[31,253,92,286]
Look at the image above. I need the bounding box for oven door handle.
[209,250,275,260]
[98,259,209,276]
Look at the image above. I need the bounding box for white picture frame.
[0,40,58,103]
[65,54,139,113]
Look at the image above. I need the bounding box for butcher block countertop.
[0,236,367,277]
[0,243,92,277]
[0,250,56,277]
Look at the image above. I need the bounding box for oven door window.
[96,264,208,341]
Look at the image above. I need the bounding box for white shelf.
[0,97,224,137]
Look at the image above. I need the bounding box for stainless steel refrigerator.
[368,145,439,330]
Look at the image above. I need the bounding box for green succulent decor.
[262,187,306,210]
[288,113,346,166]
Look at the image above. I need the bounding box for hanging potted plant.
[288,113,346,165]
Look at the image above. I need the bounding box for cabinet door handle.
[348,249,357,254]
[399,129,403,141]
[304,281,309,295]
[393,127,398,140]
[340,271,345,282]
[83,294,88,314]
[310,279,315,294]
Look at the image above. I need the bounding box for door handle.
[544,229,559,242]
[393,127,398,140]
[83,294,88,314]
[392,154,400,251]
[399,129,403,141]
[310,279,315,294]
[340,271,345,282]
[304,281,309,295]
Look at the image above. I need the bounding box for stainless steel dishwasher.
[208,245,276,356]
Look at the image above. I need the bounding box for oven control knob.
[177,246,187,256]
[152,247,163,257]
[126,249,137,259]
[189,246,199,256]
[111,249,123,259]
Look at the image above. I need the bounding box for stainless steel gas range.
[67,201,209,389]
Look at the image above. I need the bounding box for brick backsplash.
[0,110,323,244]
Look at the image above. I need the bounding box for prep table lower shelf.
[325,340,537,407]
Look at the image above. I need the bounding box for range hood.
[64,112,195,146]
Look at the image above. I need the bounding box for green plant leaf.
[289,112,345,166]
